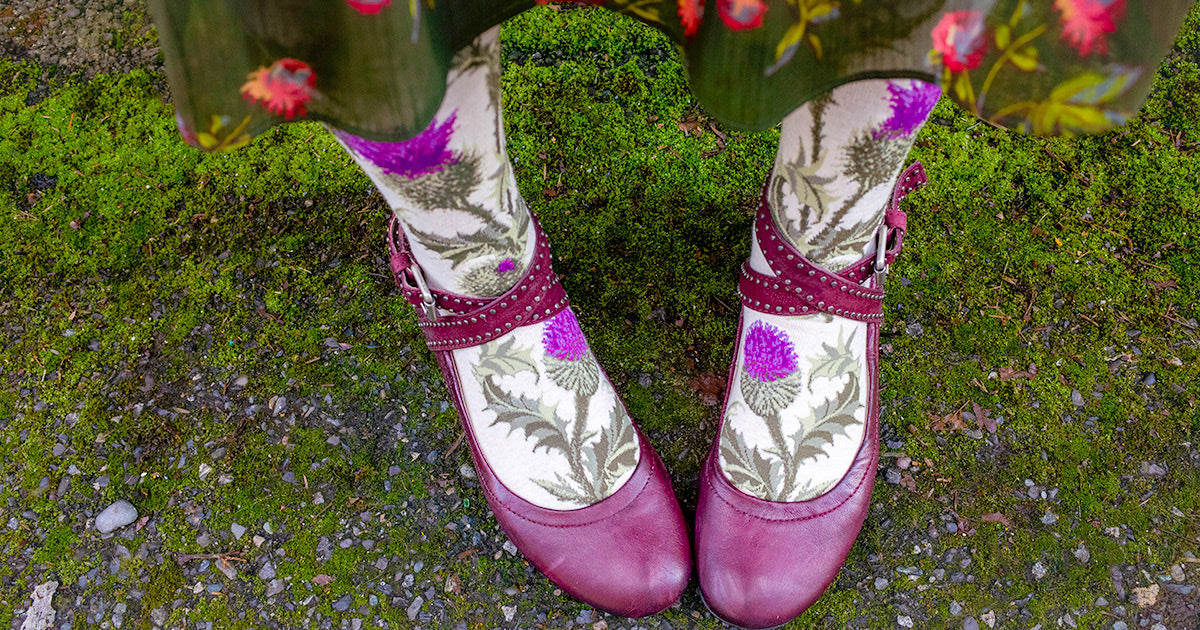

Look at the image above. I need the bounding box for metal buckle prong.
[873,224,890,287]
[409,263,438,321]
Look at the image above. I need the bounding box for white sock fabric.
[334,28,639,510]
[721,79,939,501]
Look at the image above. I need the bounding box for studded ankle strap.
[386,215,570,351]
[738,161,926,322]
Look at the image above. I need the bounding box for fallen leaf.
[1131,584,1159,606]
[998,364,1038,382]
[972,402,997,434]
[929,411,967,432]
[899,472,917,493]
[1148,279,1178,291]
[979,512,1012,527]
[455,548,478,560]
[444,575,461,595]
[688,373,726,407]
[677,117,704,137]
[312,574,333,587]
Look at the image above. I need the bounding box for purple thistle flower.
[743,321,798,383]
[873,80,941,140]
[542,308,588,362]
[496,258,516,274]
[337,113,459,179]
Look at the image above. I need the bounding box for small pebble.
[963,617,979,630]
[95,501,138,534]
[1031,561,1048,580]
[949,601,962,616]
[333,595,352,611]
[231,523,246,540]
[407,597,424,620]
[1071,389,1085,407]
[874,578,889,590]
[501,605,517,622]
[258,562,276,580]
[897,615,914,628]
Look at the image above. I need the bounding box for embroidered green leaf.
[720,423,779,499]
[404,224,511,268]
[807,328,857,386]
[587,404,638,496]
[473,337,537,380]
[533,472,591,504]
[481,379,570,455]
[791,374,862,465]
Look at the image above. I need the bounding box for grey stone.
[407,597,424,620]
[1112,623,1128,630]
[1071,389,1085,407]
[95,501,138,534]
[502,541,518,556]
[1161,583,1195,595]
[265,580,286,597]
[1073,544,1090,564]
[1041,509,1058,525]
[231,523,246,540]
[150,608,168,626]
[897,615,914,628]
[316,536,333,563]
[949,601,963,616]
[1031,561,1048,580]
[500,605,516,622]
[258,562,276,580]
[874,577,889,590]
[1139,462,1167,477]
[963,617,979,630]
[333,595,352,611]
[196,532,211,548]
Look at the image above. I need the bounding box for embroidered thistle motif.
[722,327,862,501]
[740,322,805,418]
[874,81,941,140]
[497,258,516,274]
[241,59,316,119]
[336,115,459,180]
[743,321,799,382]
[474,330,635,507]
[543,309,600,397]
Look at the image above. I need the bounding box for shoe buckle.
[409,262,439,322]
[873,224,890,286]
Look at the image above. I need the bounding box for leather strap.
[739,161,926,322]
[387,215,569,351]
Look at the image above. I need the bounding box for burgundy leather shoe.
[386,215,691,618]
[696,162,926,629]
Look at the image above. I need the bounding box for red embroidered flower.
[240,58,316,119]
[1054,0,1125,57]
[679,0,703,37]
[718,0,765,31]
[930,11,987,73]
[345,0,391,14]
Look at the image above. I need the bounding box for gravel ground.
[3,2,1198,630]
